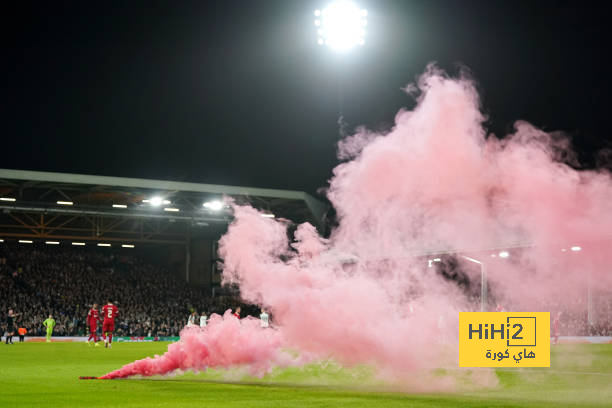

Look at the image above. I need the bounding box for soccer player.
[43,314,55,343]
[259,309,269,328]
[552,312,562,345]
[187,311,197,326]
[5,309,19,345]
[233,307,241,319]
[87,303,101,346]
[102,301,119,349]
[199,312,207,328]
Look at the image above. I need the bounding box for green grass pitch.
[1,341,611,407]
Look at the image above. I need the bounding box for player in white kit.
[200,313,207,327]
[259,309,269,328]
[187,311,197,326]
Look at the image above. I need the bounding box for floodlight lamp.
[498,251,510,258]
[315,1,367,51]
[150,196,163,206]
[203,201,224,211]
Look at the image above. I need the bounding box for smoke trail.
[100,311,292,379]
[102,65,612,385]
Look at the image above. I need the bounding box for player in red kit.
[87,303,101,346]
[102,301,119,348]
[233,307,241,319]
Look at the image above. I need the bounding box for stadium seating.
[0,244,250,337]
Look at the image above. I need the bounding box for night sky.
[4,1,610,196]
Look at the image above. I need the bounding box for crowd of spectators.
[0,244,250,338]
[2,243,610,338]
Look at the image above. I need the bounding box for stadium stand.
[2,242,610,338]
[0,244,251,338]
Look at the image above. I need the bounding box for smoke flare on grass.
[100,311,292,379]
[102,65,612,385]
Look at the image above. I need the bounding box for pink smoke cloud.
[102,65,612,386]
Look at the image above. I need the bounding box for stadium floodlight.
[45,241,60,245]
[18,240,33,244]
[571,246,581,252]
[315,1,367,51]
[57,200,73,205]
[498,251,510,258]
[427,258,442,268]
[122,244,135,248]
[261,213,275,218]
[0,238,4,242]
[112,204,127,209]
[97,243,111,247]
[203,200,224,211]
[0,197,16,202]
[71,242,85,246]
[150,196,163,206]
[164,207,179,212]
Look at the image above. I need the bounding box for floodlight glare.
[203,201,224,211]
[571,246,581,252]
[150,196,163,206]
[498,251,510,258]
[315,1,367,51]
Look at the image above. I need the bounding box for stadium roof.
[0,169,328,245]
